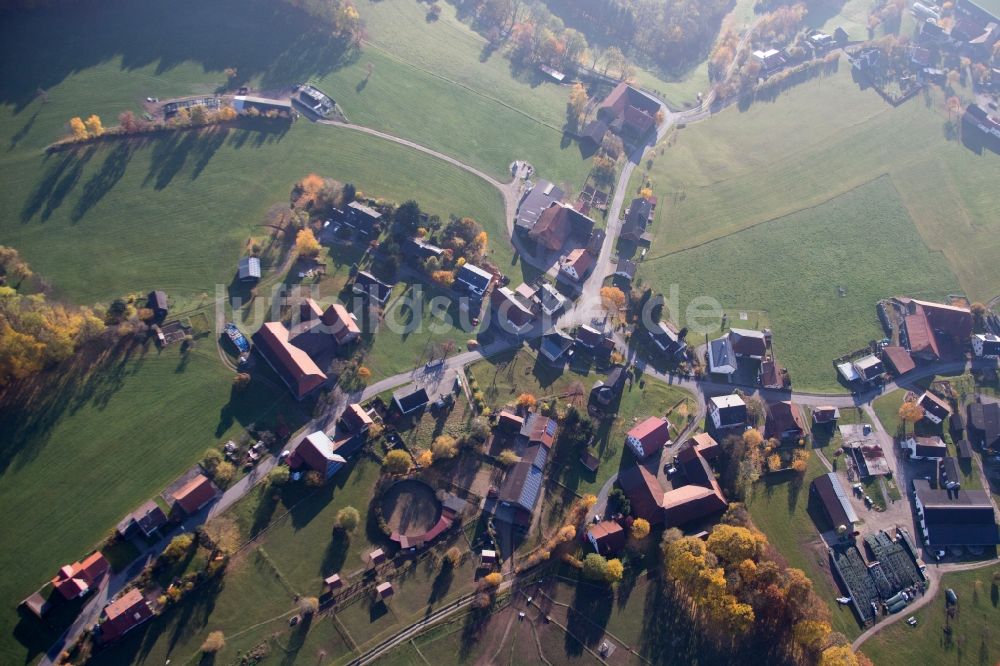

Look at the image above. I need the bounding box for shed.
[376,581,394,599]
[369,548,386,565]
[325,574,343,590]
[238,257,261,282]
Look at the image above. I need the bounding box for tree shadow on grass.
[321,530,350,577]
[564,580,611,656]
[0,0,358,112]
[20,146,97,222]
[70,139,136,221]
[0,336,143,476]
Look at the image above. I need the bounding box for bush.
[304,470,324,487]
[298,596,319,615]
[213,461,236,487]
[201,631,225,654]
[163,534,194,561]
[384,449,413,474]
[497,449,519,467]
[267,465,290,486]
[444,546,462,568]
[335,506,360,533]
[483,572,502,587]
[582,553,609,581]
[431,435,459,460]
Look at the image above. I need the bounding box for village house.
[238,256,261,283]
[902,298,973,356]
[291,431,347,481]
[617,464,665,524]
[621,197,654,244]
[339,402,374,434]
[811,472,858,534]
[489,414,557,529]
[587,521,626,556]
[574,324,615,356]
[709,394,747,430]
[764,401,807,442]
[968,402,1000,451]
[540,329,575,363]
[661,444,728,527]
[253,299,360,400]
[758,359,784,389]
[171,474,219,516]
[913,479,1000,547]
[918,391,953,425]
[454,263,494,298]
[404,237,445,261]
[344,201,382,238]
[116,500,168,540]
[580,82,660,147]
[903,435,948,461]
[496,408,525,435]
[708,328,767,375]
[393,385,430,416]
[352,271,393,306]
[812,406,841,425]
[689,432,720,459]
[753,48,787,75]
[530,202,596,252]
[973,333,1000,358]
[882,345,916,375]
[613,257,637,282]
[589,365,627,413]
[491,286,535,337]
[648,321,686,359]
[51,552,110,600]
[515,180,565,234]
[626,416,673,459]
[146,290,168,322]
[98,589,153,643]
[853,355,885,384]
[536,282,568,316]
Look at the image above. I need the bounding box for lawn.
[873,389,907,438]
[630,67,1000,304]
[861,564,1000,666]
[746,455,861,638]
[0,342,307,664]
[361,282,486,379]
[468,348,594,409]
[632,176,960,392]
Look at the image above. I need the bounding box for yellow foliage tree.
[606,558,624,582]
[767,453,783,472]
[84,114,103,137]
[68,117,88,140]
[630,518,651,541]
[416,449,433,467]
[600,286,626,312]
[516,393,537,409]
[568,82,588,122]
[898,400,925,427]
[581,494,598,509]
[557,525,576,542]
[638,187,654,200]
[295,228,321,258]
[707,524,765,563]
[818,645,859,666]
[483,572,502,587]
[383,449,413,474]
[431,434,459,460]
[431,270,455,287]
[743,429,764,448]
[793,619,832,652]
[475,231,488,248]
[201,631,225,654]
[357,366,372,380]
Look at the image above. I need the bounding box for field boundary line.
[643,173,894,263]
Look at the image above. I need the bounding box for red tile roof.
[690,432,720,459]
[905,311,940,359]
[882,345,916,374]
[627,417,672,458]
[52,552,110,600]
[765,401,806,440]
[587,521,626,554]
[100,589,152,642]
[253,321,328,399]
[560,248,594,279]
[320,303,361,345]
[529,203,594,251]
[171,474,217,515]
[342,403,373,432]
[911,299,973,339]
[618,465,664,524]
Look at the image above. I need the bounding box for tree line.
[662,505,874,665]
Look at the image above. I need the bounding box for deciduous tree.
[416,449,433,467]
[582,553,609,580]
[295,228,321,258]
[606,558,624,582]
[201,631,225,654]
[68,116,88,140]
[336,506,360,533]
[84,114,103,137]
[497,449,518,466]
[431,434,459,460]
[630,518,650,541]
[384,449,413,474]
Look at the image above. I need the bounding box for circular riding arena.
[379,479,442,539]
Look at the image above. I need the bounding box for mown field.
[635,176,959,391]
[862,564,1000,666]
[0,343,308,664]
[632,67,1000,302]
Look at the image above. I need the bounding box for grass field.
[861,564,1000,666]
[634,176,960,391]
[0,342,307,664]
[632,67,1000,302]
[873,389,907,438]
[746,455,861,638]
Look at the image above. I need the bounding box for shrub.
[298,596,319,615]
[630,518,651,541]
[336,506,360,533]
[267,466,290,486]
[431,435,459,460]
[213,461,236,487]
[384,449,413,474]
[163,534,194,561]
[444,546,462,568]
[201,631,225,654]
[605,558,624,583]
[497,449,519,467]
[582,553,609,581]
[483,572,502,587]
[304,470,324,487]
